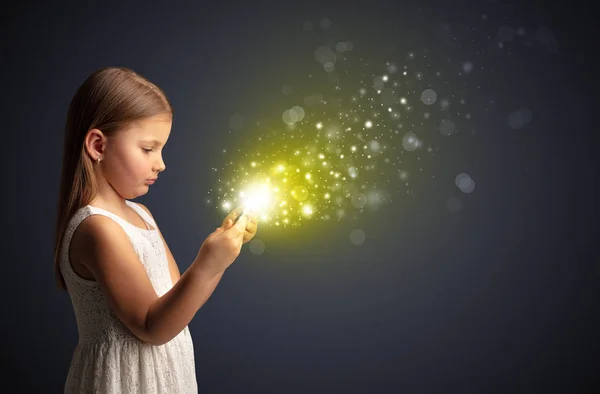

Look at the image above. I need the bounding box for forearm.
[145,258,225,346]
[204,270,225,301]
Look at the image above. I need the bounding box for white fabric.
[60,200,197,393]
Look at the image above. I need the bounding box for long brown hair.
[54,67,173,291]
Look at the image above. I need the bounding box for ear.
[84,128,107,161]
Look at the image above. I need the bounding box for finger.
[231,204,244,219]
[231,215,248,236]
[232,210,246,226]
[243,228,256,241]
[245,221,257,234]
[223,218,233,229]
[223,205,245,226]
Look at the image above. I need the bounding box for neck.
[89,170,130,214]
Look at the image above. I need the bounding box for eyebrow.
[141,138,165,147]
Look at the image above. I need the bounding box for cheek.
[112,149,146,178]
[131,155,151,175]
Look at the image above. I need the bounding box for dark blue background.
[3,0,598,392]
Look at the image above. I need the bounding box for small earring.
[96,157,101,164]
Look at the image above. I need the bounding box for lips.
[146,179,156,184]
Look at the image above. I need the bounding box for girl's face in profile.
[103,113,172,199]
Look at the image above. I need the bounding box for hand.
[195,208,248,277]
[242,213,258,243]
[221,206,259,244]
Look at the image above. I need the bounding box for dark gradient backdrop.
[3,0,598,393]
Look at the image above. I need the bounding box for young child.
[53,67,258,393]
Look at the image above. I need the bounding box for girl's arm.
[76,215,228,346]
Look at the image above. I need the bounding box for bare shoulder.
[73,215,131,258]
[71,215,120,266]
[71,215,145,280]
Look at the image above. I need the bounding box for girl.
[53,67,258,393]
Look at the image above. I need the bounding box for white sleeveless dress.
[60,200,198,393]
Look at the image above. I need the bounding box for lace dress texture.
[60,200,198,393]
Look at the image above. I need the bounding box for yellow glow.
[212,81,401,228]
[291,185,308,201]
[302,204,314,216]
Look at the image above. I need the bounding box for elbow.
[141,313,171,347]
[135,328,163,346]
[137,329,167,346]
[143,333,173,347]
[145,337,167,347]
[141,325,180,347]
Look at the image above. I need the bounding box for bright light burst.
[239,183,273,216]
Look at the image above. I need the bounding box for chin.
[120,188,147,200]
[135,189,150,198]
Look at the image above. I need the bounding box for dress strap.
[126,200,157,228]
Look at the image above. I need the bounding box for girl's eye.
[143,148,153,153]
